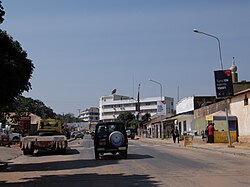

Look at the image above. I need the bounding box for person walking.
[208,123,215,143]
[171,127,176,143]
[174,126,180,143]
[172,126,179,143]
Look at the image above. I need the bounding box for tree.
[56,113,79,124]
[0,1,5,24]
[116,112,135,129]
[8,96,56,123]
[0,30,34,107]
[142,113,151,123]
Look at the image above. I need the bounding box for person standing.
[171,127,176,143]
[175,127,180,143]
[172,126,179,143]
[205,125,209,143]
[208,123,215,143]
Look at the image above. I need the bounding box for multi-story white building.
[79,107,99,122]
[99,94,174,122]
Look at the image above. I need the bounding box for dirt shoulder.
[0,144,22,163]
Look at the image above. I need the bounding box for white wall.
[230,92,250,140]
[176,96,194,114]
[176,115,195,135]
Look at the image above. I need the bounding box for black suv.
[93,122,128,160]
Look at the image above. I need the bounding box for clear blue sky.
[2,0,250,116]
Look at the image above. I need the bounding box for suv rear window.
[96,123,126,136]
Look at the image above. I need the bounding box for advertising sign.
[157,100,166,115]
[214,70,234,98]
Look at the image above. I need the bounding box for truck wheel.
[23,150,29,155]
[28,148,34,155]
[95,149,99,160]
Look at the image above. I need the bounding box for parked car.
[93,122,128,160]
[0,129,22,142]
[126,128,136,139]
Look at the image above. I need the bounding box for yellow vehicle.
[20,119,68,155]
[37,118,62,135]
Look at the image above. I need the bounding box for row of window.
[101,102,159,109]
[101,109,158,117]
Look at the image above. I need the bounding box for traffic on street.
[1,134,250,187]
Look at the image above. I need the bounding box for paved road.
[1,135,250,187]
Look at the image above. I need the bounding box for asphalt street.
[0,135,250,186]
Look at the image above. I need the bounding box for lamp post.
[193,29,223,70]
[149,79,164,139]
[193,28,233,147]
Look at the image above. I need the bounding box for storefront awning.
[206,111,237,121]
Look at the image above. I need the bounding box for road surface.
[0,135,250,187]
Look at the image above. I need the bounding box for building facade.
[230,88,250,143]
[79,107,99,122]
[176,96,218,135]
[99,94,174,122]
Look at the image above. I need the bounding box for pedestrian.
[172,127,179,143]
[205,125,209,143]
[171,127,176,143]
[208,123,215,143]
[201,130,205,141]
[174,126,180,143]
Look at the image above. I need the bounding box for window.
[244,94,248,106]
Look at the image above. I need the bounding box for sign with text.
[214,70,234,98]
[157,100,166,115]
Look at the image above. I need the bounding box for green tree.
[142,112,151,123]
[56,113,78,124]
[0,1,5,24]
[9,96,56,122]
[116,112,136,129]
[0,30,34,108]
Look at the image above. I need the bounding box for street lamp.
[193,29,224,70]
[149,79,164,139]
[193,28,233,147]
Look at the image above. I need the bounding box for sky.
[1,0,250,116]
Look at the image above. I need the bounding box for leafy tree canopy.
[116,112,136,129]
[56,113,80,124]
[0,30,34,107]
[0,1,5,24]
[8,96,56,123]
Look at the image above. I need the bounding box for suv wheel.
[109,131,124,147]
[119,150,127,159]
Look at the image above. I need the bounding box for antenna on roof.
[111,88,117,95]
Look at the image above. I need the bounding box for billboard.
[214,70,234,98]
[157,100,166,115]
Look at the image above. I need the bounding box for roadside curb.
[138,137,250,157]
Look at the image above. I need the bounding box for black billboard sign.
[214,70,234,98]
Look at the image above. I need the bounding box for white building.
[99,94,174,122]
[79,107,99,122]
[230,88,250,143]
[176,96,217,135]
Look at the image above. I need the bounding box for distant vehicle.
[0,127,22,146]
[20,118,68,155]
[126,127,136,139]
[74,132,84,139]
[93,122,128,160]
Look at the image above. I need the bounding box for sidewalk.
[138,136,250,157]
